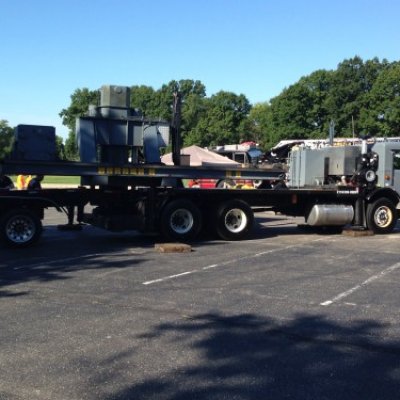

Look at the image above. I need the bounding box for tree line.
[1,56,399,161]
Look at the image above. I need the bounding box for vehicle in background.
[208,141,263,166]
[189,142,266,189]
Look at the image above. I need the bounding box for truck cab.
[369,141,400,192]
[209,142,263,166]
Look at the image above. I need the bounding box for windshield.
[248,148,263,162]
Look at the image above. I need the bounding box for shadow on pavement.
[95,312,400,400]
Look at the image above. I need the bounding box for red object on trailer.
[188,178,256,189]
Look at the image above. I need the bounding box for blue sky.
[1,0,399,139]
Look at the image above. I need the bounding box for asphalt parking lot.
[1,209,400,400]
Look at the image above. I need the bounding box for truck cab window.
[234,153,246,164]
[393,152,400,170]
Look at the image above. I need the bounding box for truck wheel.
[0,209,42,247]
[366,198,397,234]
[215,200,254,240]
[160,199,202,241]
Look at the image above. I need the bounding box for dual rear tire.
[160,199,202,241]
[215,200,254,240]
[160,198,254,241]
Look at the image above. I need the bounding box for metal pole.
[171,92,182,166]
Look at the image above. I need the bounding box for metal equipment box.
[288,146,361,187]
[288,148,326,187]
[13,125,57,161]
[324,146,360,176]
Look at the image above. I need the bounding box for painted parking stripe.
[142,238,325,285]
[143,270,198,285]
[321,261,400,306]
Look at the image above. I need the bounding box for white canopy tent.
[161,145,239,167]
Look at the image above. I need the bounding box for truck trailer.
[1,85,400,247]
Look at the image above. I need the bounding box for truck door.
[392,151,400,191]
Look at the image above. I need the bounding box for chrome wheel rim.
[224,209,247,233]
[170,209,194,234]
[6,215,36,243]
[374,206,393,228]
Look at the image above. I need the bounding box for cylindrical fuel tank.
[306,204,354,226]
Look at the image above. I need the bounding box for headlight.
[365,170,376,182]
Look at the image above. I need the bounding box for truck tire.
[0,209,42,247]
[366,198,397,234]
[160,199,202,241]
[215,199,254,240]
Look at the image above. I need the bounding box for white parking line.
[143,270,198,285]
[142,238,325,285]
[321,261,400,306]
[202,264,219,270]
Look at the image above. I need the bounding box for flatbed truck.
[1,85,400,247]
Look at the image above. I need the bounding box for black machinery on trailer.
[0,85,396,247]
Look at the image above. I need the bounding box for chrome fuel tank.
[306,204,354,226]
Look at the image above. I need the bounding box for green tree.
[152,79,207,122]
[55,135,65,160]
[360,62,400,136]
[185,91,251,147]
[130,85,158,117]
[269,69,334,143]
[264,56,395,145]
[59,58,400,157]
[300,69,334,137]
[325,56,387,136]
[64,131,79,160]
[173,80,207,143]
[268,81,317,142]
[59,88,99,160]
[181,93,207,141]
[247,102,273,149]
[0,120,14,159]
[130,80,207,144]
[158,79,207,121]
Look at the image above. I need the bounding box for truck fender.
[365,188,400,207]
